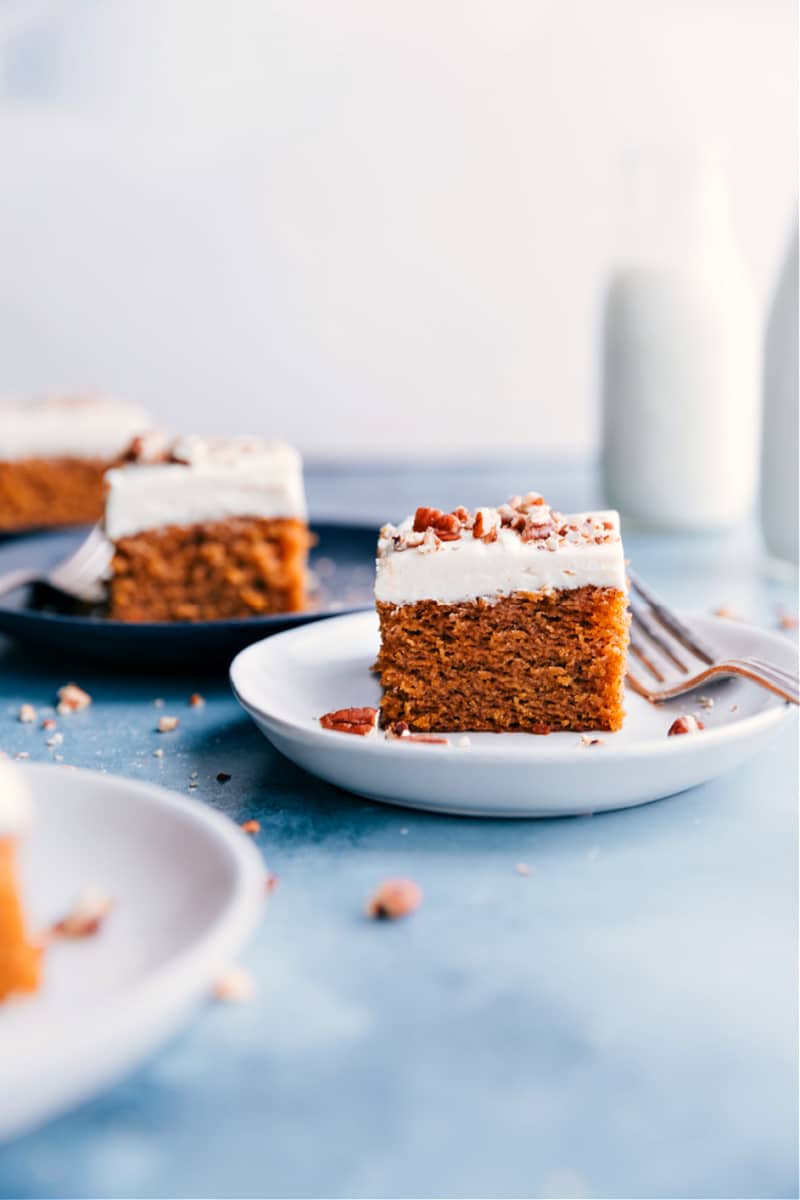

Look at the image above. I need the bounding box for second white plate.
[0,765,266,1141]
[231,610,795,818]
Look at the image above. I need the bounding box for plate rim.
[230,608,795,763]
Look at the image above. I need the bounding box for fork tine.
[626,663,658,699]
[48,525,112,600]
[628,629,666,682]
[628,569,716,665]
[72,533,111,582]
[630,602,690,673]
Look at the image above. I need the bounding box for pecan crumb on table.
[366,879,423,920]
[213,965,256,1003]
[56,683,92,714]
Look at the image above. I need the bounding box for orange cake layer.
[376,587,629,733]
[0,457,109,532]
[109,516,312,622]
[0,840,41,1002]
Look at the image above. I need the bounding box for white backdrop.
[0,0,796,460]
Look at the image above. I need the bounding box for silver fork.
[627,569,799,706]
[0,525,112,604]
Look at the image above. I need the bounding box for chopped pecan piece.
[417,527,441,554]
[50,888,113,940]
[668,715,705,736]
[56,683,92,714]
[366,878,423,920]
[413,506,442,532]
[520,516,556,542]
[213,965,256,1002]
[118,430,170,464]
[385,723,449,745]
[473,507,500,542]
[320,707,378,735]
[412,506,462,541]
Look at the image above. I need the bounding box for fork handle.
[0,568,38,599]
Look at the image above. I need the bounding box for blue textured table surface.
[0,463,797,1200]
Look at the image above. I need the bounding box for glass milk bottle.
[759,221,798,568]
[601,153,760,530]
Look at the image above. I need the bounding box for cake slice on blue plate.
[104,434,311,622]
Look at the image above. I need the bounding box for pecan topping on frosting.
[412,507,462,541]
[472,507,499,542]
[382,494,619,553]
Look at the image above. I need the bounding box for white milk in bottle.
[759,221,798,568]
[601,153,760,530]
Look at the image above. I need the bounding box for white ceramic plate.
[0,765,266,1141]
[231,611,796,818]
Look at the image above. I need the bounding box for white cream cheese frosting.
[0,759,33,838]
[375,499,626,605]
[0,395,150,461]
[104,435,307,540]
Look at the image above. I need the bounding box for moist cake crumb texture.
[110,516,310,621]
[374,495,629,734]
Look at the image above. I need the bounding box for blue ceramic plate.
[0,520,376,668]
